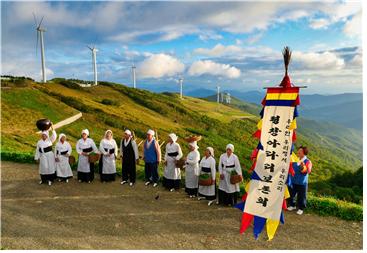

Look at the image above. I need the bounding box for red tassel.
[261,96,267,106]
[250,148,259,160]
[249,160,257,172]
[280,75,291,88]
[242,192,248,201]
[240,212,254,234]
[289,163,295,176]
[253,130,261,139]
[293,95,300,106]
[282,199,287,210]
[292,131,297,142]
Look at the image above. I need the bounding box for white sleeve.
[235,156,242,175]
[91,139,98,153]
[50,130,57,143]
[120,139,123,157]
[76,140,82,155]
[164,144,168,160]
[35,142,40,160]
[133,140,139,160]
[114,140,118,157]
[67,143,72,155]
[176,145,183,160]
[54,144,58,158]
[99,140,108,155]
[186,152,199,165]
[218,155,223,174]
[211,158,216,180]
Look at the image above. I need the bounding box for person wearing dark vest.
[120,129,139,186]
[143,129,161,187]
[288,146,312,215]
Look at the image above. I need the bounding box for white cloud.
[188,60,241,79]
[193,44,243,57]
[349,54,362,66]
[343,11,361,37]
[138,54,185,79]
[293,51,345,70]
[309,18,331,29]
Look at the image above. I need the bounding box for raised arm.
[49,130,57,143]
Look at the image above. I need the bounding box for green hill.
[1,77,363,203]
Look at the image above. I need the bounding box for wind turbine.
[131,63,136,88]
[178,76,184,99]
[87,45,98,86]
[34,14,47,83]
[216,86,220,103]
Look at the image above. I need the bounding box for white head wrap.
[81,129,89,136]
[147,129,155,136]
[41,130,49,138]
[168,133,178,143]
[105,129,113,139]
[58,133,66,142]
[124,129,132,136]
[226,144,234,152]
[206,147,214,157]
[189,141,199,150]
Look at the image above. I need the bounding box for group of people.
[35,126,312,210]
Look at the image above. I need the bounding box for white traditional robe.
[76,138,98,173]
[198,156,216,196]
[218,153,242,193]
[99,138,118,174]
[55,140,73,178]
[34,130,57,175]
[185,150,200,189]
[163,142,183,180]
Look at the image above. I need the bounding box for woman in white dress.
[184,141,200,198]
[55,133,73,182]
[163,133,183,192]
[218,144,242,206]
[99,130,118,182]
[76,129,98,183]
[198,147,216,206]
[34,125,57,186]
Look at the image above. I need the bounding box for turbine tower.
[179,76,184,99]
[132,64,136,88]
[87,45,98,85]
[216,86,220,103]
[34,15,47,83]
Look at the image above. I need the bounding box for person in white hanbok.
[218,144,242,206]
[34,125,57,186]
[55,133,73,182]
[163,133,183,191]
[184,141,200,198]
[76,129,98,183]
[99,130,118,182]
[198,147,216,205]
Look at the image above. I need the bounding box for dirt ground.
[1,161,363,250]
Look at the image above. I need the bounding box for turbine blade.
[86,45,92,50]
[38,16,44,28]
[36,31,39,56]
[32,12,38,27]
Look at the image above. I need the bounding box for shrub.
[100,98,119,106]
[1,151,34,163]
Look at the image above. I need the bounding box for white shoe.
[153,183,158,187]
[170,188,175,192]
[198,197,205,201]
[66,179,69,183]
[39,180,43,185]
[145,181,151,186]
[215,201,219,205]
[208,200,214,206]
[296,209,304,215]
[129,182,134,187]
[78,180,82,183]
[88,181,91,184]
[58,179,62,182]
[121,180,128,185]
[287,206,296,211]
[48,181,52,186]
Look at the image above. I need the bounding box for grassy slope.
[1,79,362,182]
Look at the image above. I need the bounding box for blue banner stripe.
[265,100,295,106]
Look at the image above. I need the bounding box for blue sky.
[1,1,362,94]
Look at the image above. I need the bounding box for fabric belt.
[168,152,179,157]
[226,164,235,168]
[201,166,211,173]
[60,150,68,155]
[39,146,52,153]
[83,147,93,152]
[104,148,115,154]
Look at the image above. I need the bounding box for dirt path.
[1,162,362,250]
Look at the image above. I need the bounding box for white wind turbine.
[217,85,220,103]
[178,76,184,99]
[131,63,136,88]
[87,45,98,86]
[33,14,47,83]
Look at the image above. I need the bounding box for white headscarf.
[58,133,66,142]
[81,129,89,136]
[147,129,155,136]
[189,141,199,150]
[226,144,234,152]
[168,133,178,143]
[104,129,113,139]
[206,147,214,157]
[124,129,132,136]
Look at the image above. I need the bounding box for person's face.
[60,136,66,143]
[82,133,87,140]
[168,137,173,143]
[124,133,130,140]
[106,132,112,139]
[226,148,232,156]
[147,134,152,141]
[297,148,305,158]
[205,149,210,157]
[41,134,47,141]
[189,145,195,151]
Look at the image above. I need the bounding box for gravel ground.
[1,161,363,250]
